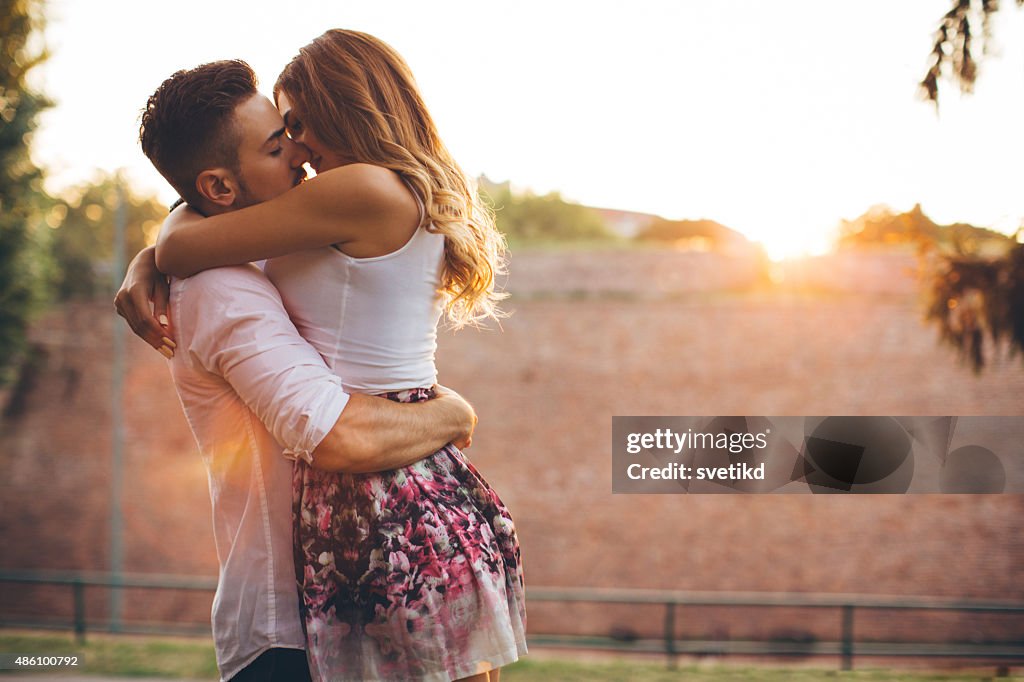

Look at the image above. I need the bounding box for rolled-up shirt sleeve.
[172,265,349,463]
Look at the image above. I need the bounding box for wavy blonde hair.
[274,29,507,327]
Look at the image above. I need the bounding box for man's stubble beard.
[232,171,257,210]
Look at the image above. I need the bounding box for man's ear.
[195,168,240,208]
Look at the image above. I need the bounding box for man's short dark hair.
[139,60,258,207]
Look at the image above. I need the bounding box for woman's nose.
[286,138,311,166]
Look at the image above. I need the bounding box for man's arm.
[174,266,474,473]
[316,386,474,473]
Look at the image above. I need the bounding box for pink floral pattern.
[293,388,527,681]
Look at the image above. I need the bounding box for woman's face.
[276,91,352,175]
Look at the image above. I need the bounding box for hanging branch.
[919,0,1023,107]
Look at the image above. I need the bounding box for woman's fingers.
[114,281,174,357]
[151,276,176,358]
[115,246,176,358]
[152,276,173,336]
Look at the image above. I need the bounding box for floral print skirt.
[293,388,527,681]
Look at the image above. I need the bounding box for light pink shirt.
[168,264,350,681]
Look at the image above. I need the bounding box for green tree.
[48,173,165,300]
[0,0,52,386]
[481,179,615,243]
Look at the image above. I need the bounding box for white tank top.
[263,196,444,394]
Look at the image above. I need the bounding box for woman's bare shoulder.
[314,163,408,195]
[314,164,421,255]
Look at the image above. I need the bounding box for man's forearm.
[312,392,472,473]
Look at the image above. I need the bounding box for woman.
[155,30,526,682]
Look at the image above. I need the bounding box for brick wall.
[1,249,1021,646]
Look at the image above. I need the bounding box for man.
[115,60,474,681]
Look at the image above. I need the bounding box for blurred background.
[1,0,1023,677]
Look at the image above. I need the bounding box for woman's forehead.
[276,91,297,119]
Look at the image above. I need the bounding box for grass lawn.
[1,631,1020,681]
[0,631,217,679]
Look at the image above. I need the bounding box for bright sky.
[31,0,1024,259]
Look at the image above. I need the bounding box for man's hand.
[114,246,176,358]
[434,385,476,450]
[312,385,479,474]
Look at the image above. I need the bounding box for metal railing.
[0,570,216,642]
[2,571,1023,671]
[527,586,1024,670]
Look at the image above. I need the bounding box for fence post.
[840,603,854,671]
[73,580,86,644]
[664,601,677,670]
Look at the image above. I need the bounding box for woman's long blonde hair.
[274,29,507,327]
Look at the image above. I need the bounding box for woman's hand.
[114,246,176,358]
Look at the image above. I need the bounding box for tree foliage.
[47,173,165,300]
[480,178,615,243]
[925,242,1024,372]
[841,204,1024,372]
[918,0,1024,371]
[0,0,51,386]
[838,204,1011,253]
